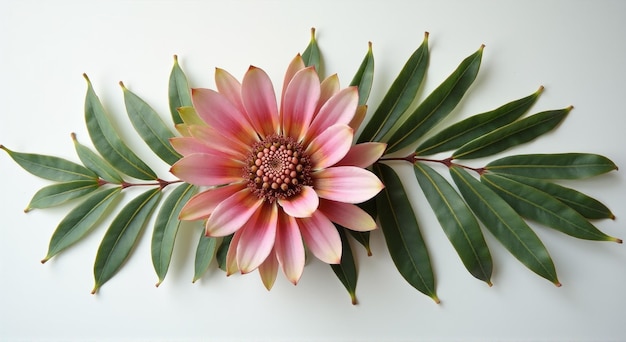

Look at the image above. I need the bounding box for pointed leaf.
[152,183,198,286]
[72,133,123,183]
[26,180,99,211]
[416,86,542,155]
[347,197,377,255]
[450,166,560,285]
[168,55,193,125]
[386,45,483,153]
[414,162,492,284]
[193,229,218,283]
[482,173,620,242]
[83,74,157,180]
[42,187,122,263]
[92,188,162,293]
[330,226,359,305]
[453,108,570,159]
[302,28,321,75]
[349,42,375,106]
[358,33,429,143]
[216,234,234,272]
[373,163,439,302]
[486,153,618,179]
[1,145,97,181]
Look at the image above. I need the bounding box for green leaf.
[152,183,198,286]
[486,153,618,179]
[385,45,483,154]
[358,32,429,143]
[347,198,377,255]
[83,74,157,180]
[92,188,162,294]
[414,162,492,284]
[177,106,205,126]
[500,174,614,220]
[302,28,321,75]
[216,234,233,272]
[373,163,439,302]
[481,173,620,242]
[450,166,560,285]
[349,42,375,106]
[193,229,218,283]
[1,145,97,181]
[42,187,122,263]
[26,180,99,212]
[330,226,359,305]
[453,107,571,159]
[121,82,181,165]
[168,55,193,125]
[72,133,123,183]
[416,86,543,156]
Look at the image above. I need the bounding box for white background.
[1,1,625,341]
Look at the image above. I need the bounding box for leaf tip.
[367,41,373,51]
[614,238,623,244]
[70,132,77,142]
[432,295,441,304]
[554,281,562,288]
[350,292,358,305]
[23,207,32,213]
[309,27,316,40]
[90,286,98,295]
[82,73,91,83]
[566,105,574,112]
[424,31,429,40]
[118,81,127,90]
[173,54,179,63]
[487,280,493,287]
[41,257,50,264]
[536,85,545,94]
[155,280,162,288]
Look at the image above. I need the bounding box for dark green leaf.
[92,188,162,293]
[42,187,122,263]
[168,55,193,125]
[72,133,123,183]
[349,42,375,106]
[414,162,492,284]
[122,83,181,165]
[386,45,483,153]
[302,28,321,75]
[26,180,99,211]
[330,226,359,305]
[193,229,218,283]
[416,86,542,156]
[358,32,429,143]
[486,153,618,179]
[152,183,198,286]
[482,173,620,242]
[373,163,439,302]
[1,145,97,181]
[216,234,233,272]
[83,74,157,180]
[453,108,570,159]
[450,166,560,285]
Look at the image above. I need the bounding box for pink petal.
[242,66,279,137]
[169,137,223,157]
[280,54,306,116]
[348,105,368,131]
[313,166,384,203]
[305,124,354,170]
[188,125,248,159]
[318,199,377,232]
[170,154,244,186]
[335,142,387,168]
[225,231,242,276]
[275,209,305,285]
[236,202,278,273]
[192,88,259,147]
[205,188,263,237]
[297,211,342,264]
[315,74,340,113]
[304,86,358,144]
[277,185,319,218]
[281,67,320,141]
[179,182,246,221]
[258,249,278,290]
[215,68,246,114]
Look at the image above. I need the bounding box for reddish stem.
[380,155,486,175]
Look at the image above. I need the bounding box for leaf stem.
[99,178,183,190]
[379,154,486,175]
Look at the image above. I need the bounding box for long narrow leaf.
[486,153,618,179]
[193,229,218,283]
[386,45,483,153]
[1,145,97,181]
[347,198,377,255]
[168,55,193,125]
[72,133,123,183]
[302,28,321,75]
[216,234,233,272]
[349,42,375,106]
[26,180,99,211]
[373,163,439,302]
[330,226,359,305]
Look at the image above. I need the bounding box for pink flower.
[170,55,385,289]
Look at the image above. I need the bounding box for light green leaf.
[168,55,193,125]
[330,226,359,305]
[177,106,205,126]
[42,187,122,263]
[1,145,97,181]
[385,45,483,154]
[83,74,157,180]
[193,229,218,283]
[485,153,617,179]
[453,107,570,159]
[26,180,99,211]
[152,183,198,286]
[358,32,429,143]
[302,28,321,75]
[92,188,162,294]
[450,166,560,285]
[373,163,439,302]
[416,86,542,156]
[349,42,375,106]
[414,162,492,284]
[72,133,123,183]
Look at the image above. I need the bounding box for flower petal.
[304,86,358,144]
[225,231,242,276]
[258,249,278,290]
[236,202,278,273]
[205,188,263,237]
[188,124,248,159]
[335,142,387,168]
[278,185,319,218]
[215,68,246,114]
[170,154,244,186]
[298,211,342,264]
[313,166,384,203]
[318,199,377,232]
[281,67,320,141]
[275,209,305,284]
[348,104,368,131]
[179,182,246,221]
[280,54,306,115]
[315,74,340,113]
[242,66,279,137]
[305,124,353,170]
[169,137,228,157]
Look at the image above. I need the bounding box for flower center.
[244,134,312,202]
